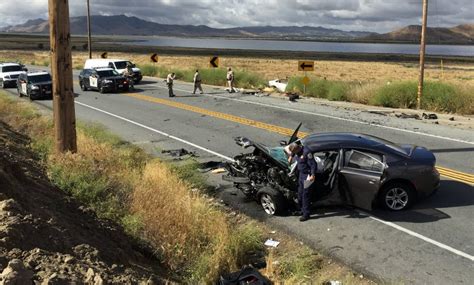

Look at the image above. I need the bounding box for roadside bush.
[370,81,418,109]
[287,76,350,101]
[369,81,473,114]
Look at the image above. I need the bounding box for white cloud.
[0,0,472,32]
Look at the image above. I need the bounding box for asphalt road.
[5,67,473,284]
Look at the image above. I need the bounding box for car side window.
[344,150,384,173]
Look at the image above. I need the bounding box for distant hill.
[1,15,373,40]
[365,24,474,44]
[2,15,472,44]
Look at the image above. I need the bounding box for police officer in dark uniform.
[288,143,317,222]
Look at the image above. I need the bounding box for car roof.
[27,72,49,76]
[95,67,114,71]
[301,133,407,156]
[0,63,21,67]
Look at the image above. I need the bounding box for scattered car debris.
[422,113,438,120]
[218,266,271,285]
[284,92,300,102]
[268,78,288,92]
[395,113,421,120]
[211,168,227,174]
[161,148,197,157]
[449,117,455,121]
[264,239,280,248]
[198,161,227,173]
[366,110,393,116]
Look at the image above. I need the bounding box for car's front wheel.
[379,182,415,211]
[258,188,287,215]
[99,85,106,94]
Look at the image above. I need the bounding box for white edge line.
[150,83,474,146]
[75,101,235,162]
[77,99,473,263]
[366,212,474,262]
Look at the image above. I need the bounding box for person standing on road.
[288,143,317,222]
[193,70,203,94]
[226,67,236,93]
[166,72,176,97]
[123,63,135,91]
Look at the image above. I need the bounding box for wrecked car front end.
[223,137,299,214]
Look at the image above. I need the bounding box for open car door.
[339,149,384,210]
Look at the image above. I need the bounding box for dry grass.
[1,50,473,86]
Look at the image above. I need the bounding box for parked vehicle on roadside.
[224,124,440,215]
[16,72,52,100]
[79,68,130,93]
[0,62,27,88]
[84,59,143,84]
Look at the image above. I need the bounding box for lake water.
[128,37,474,57]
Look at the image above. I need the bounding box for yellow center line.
[118,92,472,184]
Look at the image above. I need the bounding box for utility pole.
[417,0,428,110]
[49,0,77,153]
[87,0,92,59]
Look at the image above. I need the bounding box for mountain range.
[2,15,473,44]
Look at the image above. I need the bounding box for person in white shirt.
[193,70,203,94]
[226,67,236,93]
[166,72,176,97]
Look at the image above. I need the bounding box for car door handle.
[369,180,377,184]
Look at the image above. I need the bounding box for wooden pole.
[417,0,428,110]
[49,0,77,153]
[86,0,92,59]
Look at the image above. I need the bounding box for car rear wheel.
[380,183,415,211]
[258,188,287,215]
[80,81,87,91]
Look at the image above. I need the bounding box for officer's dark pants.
[298,178,311,218]
[168,83,174,97]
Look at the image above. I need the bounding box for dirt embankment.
[0,121,167,284]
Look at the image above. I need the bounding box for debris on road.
[422,113,439,120]
[284,92,300,102]
[366,109,393,116]
[211,168,227,174]
[198,161,227,173]
[264,239,280,248]
[449,117,455,121]
[162,148,197,157]
[395,113,421,120]
[325,281,343,285]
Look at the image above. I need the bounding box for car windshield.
[265,146,290,168]
[2,65,22,72]
[97,70,119,77]
[29,74,51,83]
[114,61,131,69]
[365,135,408,155]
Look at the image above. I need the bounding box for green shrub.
[287,77,350,100]
[370,81,418,108]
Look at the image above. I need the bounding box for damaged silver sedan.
[223,125,440,215]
